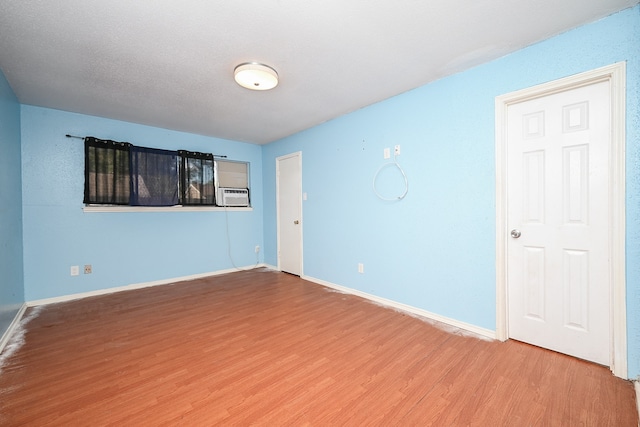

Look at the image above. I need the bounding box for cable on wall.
[372,153,409,201]
[224,205,260,270]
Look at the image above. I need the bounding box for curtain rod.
[65,134,227,158]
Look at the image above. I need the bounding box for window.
[180,150,215,205]
[130,146,179,206]
[84,137,225,207]
[215,159,250,207]
[84,137,131,205]
[215,159,248,189]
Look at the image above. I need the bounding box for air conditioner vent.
[217,187,249,207]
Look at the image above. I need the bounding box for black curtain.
[130,146,179,206]
[84,137,131,205]
[179,150,215,205]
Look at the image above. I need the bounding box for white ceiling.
[0,1,637,144]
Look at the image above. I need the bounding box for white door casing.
[495,63,627,378]
[276,152,303,275]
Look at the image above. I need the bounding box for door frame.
[276,151,303,275]
[495,62,627,378]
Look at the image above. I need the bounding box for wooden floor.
[0,269,637,426]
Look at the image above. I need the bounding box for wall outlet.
[394,145,401,156]
[84,264,92,274]
[70,265,79,276]
[383,148,391,159]
[255,245,260,253]
[358,263,364,274]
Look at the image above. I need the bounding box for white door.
[506,80,610,365]
[277,152,303,275]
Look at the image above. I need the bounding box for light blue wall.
[0,69,25,335]
[21,106,264,301]
[262,6,640,378]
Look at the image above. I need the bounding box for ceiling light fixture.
[234,62,278,91]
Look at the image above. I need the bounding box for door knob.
[294,220,299,225]
[510,229,521,238]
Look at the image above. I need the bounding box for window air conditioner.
[217,187,250,207]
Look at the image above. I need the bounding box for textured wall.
[21,107,264,301]
[262,6,640,378]
[0,69,24,336]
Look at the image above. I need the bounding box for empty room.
[1,1,639,425]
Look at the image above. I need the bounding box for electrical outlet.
[383,148,391,159]
[255,245,260,253]
[358,263,364,274]
[394,145,401,156]
[84,264,92,274]
[70,265,79,276]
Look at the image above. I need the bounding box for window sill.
[83,205,253,213]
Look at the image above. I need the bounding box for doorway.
[495,63,627,378]
[276,152,303,276]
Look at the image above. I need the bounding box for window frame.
[214,159,251,207]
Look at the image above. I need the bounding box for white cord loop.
[372,156,408,201]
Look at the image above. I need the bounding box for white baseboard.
[0,303,28,355]
[302,275,496,340]
[27,264,269,307]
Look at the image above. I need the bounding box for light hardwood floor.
[0,268,637,425]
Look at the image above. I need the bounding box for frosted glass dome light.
[234,62,278,91]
